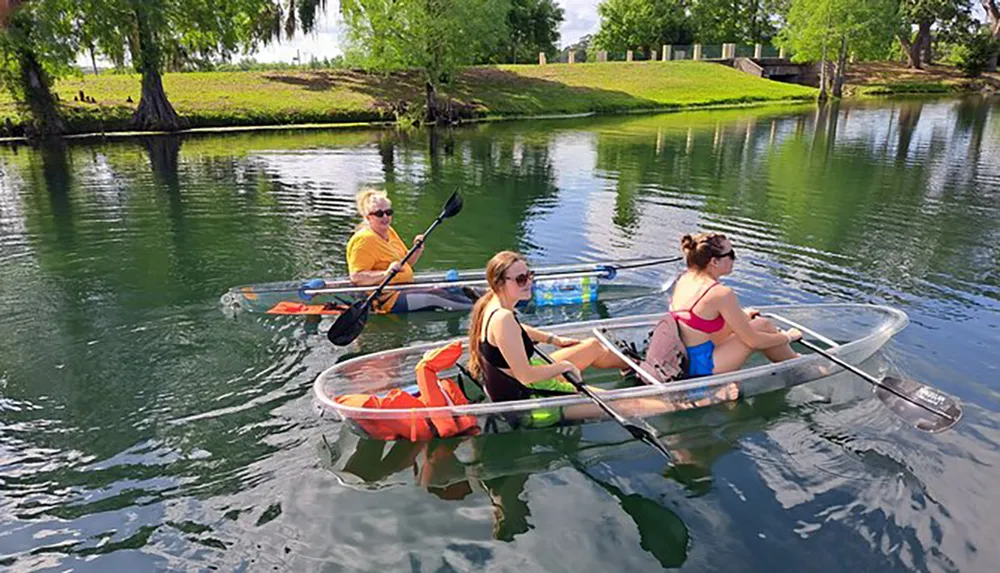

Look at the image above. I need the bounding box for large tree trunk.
[133,67,180,131]
[898,21,931,70]
[983,1,1000,71]
[832,35,848,98]
[921,27,934,66]
[9,16,63,137]
[130,4,181,131]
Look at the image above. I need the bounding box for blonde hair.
[467,251,527,380]
[355,188,390,218]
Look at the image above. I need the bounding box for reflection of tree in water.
[1,138,301,472]
[894,101,921,164]
[594,134,656,237]
[377,126,562,264]
[591,100,1000,311]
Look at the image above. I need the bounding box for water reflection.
[0,97,999,571]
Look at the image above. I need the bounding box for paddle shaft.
[797,338,956,421]
[533,346,673,461]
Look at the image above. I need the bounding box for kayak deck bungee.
[220,256,680,316]
[313,304,909,440]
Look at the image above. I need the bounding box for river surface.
[1,98,999,572]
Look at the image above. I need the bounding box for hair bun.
[680,234,696,252]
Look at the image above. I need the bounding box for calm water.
[2,98,999,572]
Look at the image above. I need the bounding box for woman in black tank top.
[466,252,628,403]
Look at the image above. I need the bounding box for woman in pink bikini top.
[669,232,802,376]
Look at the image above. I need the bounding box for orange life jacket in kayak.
[334,341,479,441]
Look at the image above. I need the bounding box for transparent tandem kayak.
[313,304,909,439]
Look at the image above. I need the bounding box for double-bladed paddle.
[797,338,962,433]
[533,345,674,462]
[327,191,464,346]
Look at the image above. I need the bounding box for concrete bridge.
[716,57,817,86]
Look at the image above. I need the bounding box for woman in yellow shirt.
[347,189,475,313]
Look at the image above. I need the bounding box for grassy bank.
[844,62,1000,96]
[0,61,816,136]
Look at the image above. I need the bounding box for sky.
[250,0,599,63]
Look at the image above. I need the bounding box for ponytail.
[466,292,496,381]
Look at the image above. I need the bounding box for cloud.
[557,0,600,47]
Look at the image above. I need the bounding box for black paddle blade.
[326,303,370,346]
[442,191,463,218]
[874,376,963,433]
[622,421,673,462]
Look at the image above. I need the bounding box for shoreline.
[0,98,818,145]
[1,60,992,145]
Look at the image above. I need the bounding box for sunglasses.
[508,270,535,287]
[716,250,736,260]
[368,209,394,218]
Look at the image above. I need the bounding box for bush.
[953,30,999,78]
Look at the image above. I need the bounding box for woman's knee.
[750,316,778,333]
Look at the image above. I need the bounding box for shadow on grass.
[258,67,666,119]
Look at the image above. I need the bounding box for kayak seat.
[602,324,689,384]
[454,362,489,404]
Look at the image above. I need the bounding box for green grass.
[856,82,955,96]
[0,61,817,136]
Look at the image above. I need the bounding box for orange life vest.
[334,341,479,441]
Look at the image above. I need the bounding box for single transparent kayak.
[220,256,678,315]
[314,304,909,439]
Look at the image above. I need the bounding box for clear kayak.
[313,304,909,440]
[219,256,678,315]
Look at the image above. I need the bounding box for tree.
[81,0,275,131]
[557,33,591,63]
[0,0,75,136]
[690,0,786,44]
[251,0,329,47]
[594,0,694,60]
[484,0,563,64]
[980,1,1000,70]
[777,0,896,98]
[952,27,1000,77]
[896,0,968,69]
[339,0,510,123]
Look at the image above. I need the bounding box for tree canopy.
[340,0,510,121]
[593,0,694,59]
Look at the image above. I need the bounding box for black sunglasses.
[368,209,394,218]
[716,249,736,260]
[508,270,535,287]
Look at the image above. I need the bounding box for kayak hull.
[220,257,676,315]
[313,304,909,440]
